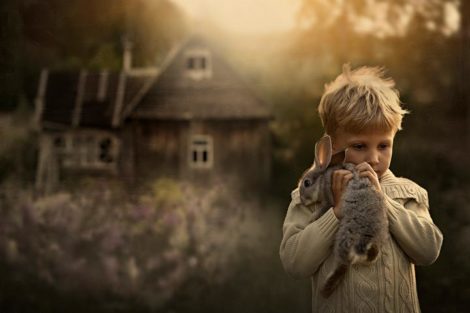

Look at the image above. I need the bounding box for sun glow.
[170,0,300,34]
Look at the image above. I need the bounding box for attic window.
[187,56,207,70]
[189,135,213,169]
[185,49,212,80]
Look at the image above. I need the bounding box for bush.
[0,103,37,185]
[0,179,264,312]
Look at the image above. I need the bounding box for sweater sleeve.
[279,188,339,279]
[383,183,443,266]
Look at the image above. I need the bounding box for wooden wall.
[131,119,271,190]
[37,119,271,192]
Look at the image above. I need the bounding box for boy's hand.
[332,169,353,219]
[356,162,382,192]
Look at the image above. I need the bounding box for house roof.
[36,69,156,129]
[128,36,271,120]
[36,35,271,130]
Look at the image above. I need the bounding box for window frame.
[188,134,213,169]
[53,131,120,171]
[184,48,212,80]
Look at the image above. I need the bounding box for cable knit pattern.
[353,262,377,313]
[381,239,394,313]
[318,255,335,313]
[398,248,412,313]
[280,170,443,313]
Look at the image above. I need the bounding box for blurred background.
[0,0,468,312]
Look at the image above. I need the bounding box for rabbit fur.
[298,135,389,298]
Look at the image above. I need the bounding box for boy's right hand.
[332,169,353,219]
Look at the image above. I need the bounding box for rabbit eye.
[303,179,312,188]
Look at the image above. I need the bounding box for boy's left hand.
[356,162,382,192]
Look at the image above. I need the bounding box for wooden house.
[35,35,272,193]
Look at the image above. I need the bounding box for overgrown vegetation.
[0,102,37,185]
[0,174,306,312]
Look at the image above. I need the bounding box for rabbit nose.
[303,178,312,188]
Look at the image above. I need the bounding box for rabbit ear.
[314,135,332,170]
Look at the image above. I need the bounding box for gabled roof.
[127,35,271,120]
[36,34,271,130]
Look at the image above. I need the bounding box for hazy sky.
[170,0,301,34]
[169,1,459,36]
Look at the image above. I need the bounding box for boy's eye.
[351,144,365,150]
[378,144,389,150]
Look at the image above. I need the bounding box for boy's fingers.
[332,171,339,190]
[342,173,353,189]
[334,169,352,177]
[358,167,378,180]
[333,170,351,189]
[359,170,374,179]
[356,162,374,173]
[359,171,381,191]
[356,163,379,179]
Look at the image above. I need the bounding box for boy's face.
[332,127,395,179]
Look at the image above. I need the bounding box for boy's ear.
[314,135,332,170]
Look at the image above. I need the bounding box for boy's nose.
[367,151,380,165]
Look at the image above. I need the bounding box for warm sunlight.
[170,0,300,34]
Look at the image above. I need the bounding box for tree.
[5,0,188,108]
[298,0,457,36]
[458,0,470,142]
[19,0,188,70]
[294,0,458,64]
[291,0,461,119]
[0,0,22,111]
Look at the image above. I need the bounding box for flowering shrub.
[0,178,261,310]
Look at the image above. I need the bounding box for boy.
[279,65,443,313]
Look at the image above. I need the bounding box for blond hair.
[318,64,409,136]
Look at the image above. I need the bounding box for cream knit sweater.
[280,170,443,313]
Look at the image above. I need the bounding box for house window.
[187,57,196,70]
[185,49,212,80]
[53,135,66,151]
[189,135,213,169]
[59,132,119,170]
[187,56,207,70]
[99,138,114,163]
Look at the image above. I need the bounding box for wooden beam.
[72,70,87,127]
[112,71,127,127]
[34,68,49,130]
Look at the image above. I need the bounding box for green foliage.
[2,0,189,108]
[18,0,188,70]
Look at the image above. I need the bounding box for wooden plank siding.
[131,119,270,190]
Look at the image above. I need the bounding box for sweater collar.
[379,169,399,186]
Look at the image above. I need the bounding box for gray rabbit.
[298,135,389,298]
